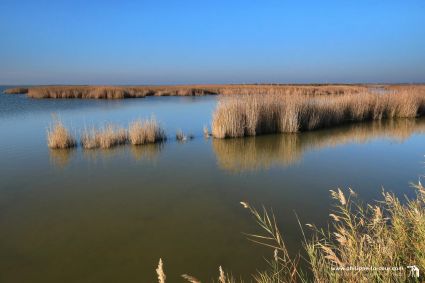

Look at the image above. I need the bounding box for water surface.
[0,87,424,282]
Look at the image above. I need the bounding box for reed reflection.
[212,118,425,172]
[49,149,75,168]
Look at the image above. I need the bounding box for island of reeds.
[3,84,373,99]
[211,86,425,138]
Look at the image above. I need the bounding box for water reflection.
[50,144,164,167]
[49,149,76,168]
[130,143,163,161]
[82,147,128,163]
[213,118,425,172]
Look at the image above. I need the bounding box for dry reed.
[176,130,187,142]
[212,89,425,138]
[128,118,166,145]
[81,124,127,149]
[8,84,376,99]
[47,120,77,149]
[3,87,28,94]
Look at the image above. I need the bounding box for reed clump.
[212,90,425,138]
[128,118,166,145]
[81,124,127,149]
[47,120,77,149]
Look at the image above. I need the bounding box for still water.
[0,87,424,282]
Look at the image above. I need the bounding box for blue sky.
[1,0,424,84]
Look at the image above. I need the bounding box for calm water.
[1,87,424,282]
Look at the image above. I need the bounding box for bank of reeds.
[155,182,425,282]
[212,90,425,138]
[27,85,218,99]
[47,120,77,149]
[3,87,28,94]
[4,84,374,99]
[128,118,166,145]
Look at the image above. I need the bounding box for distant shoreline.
[2,84,415,99]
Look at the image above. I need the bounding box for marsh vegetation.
[155,182,425,282]
[212,86,425,138]
[4,84,371,99]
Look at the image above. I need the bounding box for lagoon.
[0,86,424,282]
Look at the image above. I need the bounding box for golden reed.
[212,87,425,138]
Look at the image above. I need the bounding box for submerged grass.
[212,88,425,138]
[155,182,425,282]
[47,120,77,149]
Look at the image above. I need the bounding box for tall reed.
[212,90,425,138]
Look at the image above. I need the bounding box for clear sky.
[1,0,424,85]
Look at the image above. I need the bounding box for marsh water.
[1,86,425,282]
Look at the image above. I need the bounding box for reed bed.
[5,84,374,99]
[47,120,77,149]
[3,87,28,94]
[212,90,425,138]
[128,118,166,145]
[155,181,425,282]
[27,85,218,99]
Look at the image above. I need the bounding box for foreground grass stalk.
[156,181,425,282]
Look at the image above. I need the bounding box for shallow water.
[1,87,424,282]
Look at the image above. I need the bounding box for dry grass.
[47,120,77,149]
[3,87,28,94]
[212,88,425,138]
[81,124,127,149]
[5,84,375,99]
[128,118,166,145]
[203,126,210,138]
[176,130,187,142]
[48,118,166,150]
[155,181,425,282]
[26,85,218,99]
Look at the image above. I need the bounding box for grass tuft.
[128,118,166,145]
[81,124,127,149]
[47,120,77,149]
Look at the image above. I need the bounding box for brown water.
[1,87,425,282]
